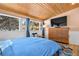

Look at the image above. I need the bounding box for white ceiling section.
[0,3,79,21]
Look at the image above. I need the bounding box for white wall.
[44,7,79,45]
[69,31,79,45]
[44,20,50,38]
[0,31,26,40]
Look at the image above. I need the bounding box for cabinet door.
[48,28,69,44]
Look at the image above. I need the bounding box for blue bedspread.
[0,37,62,56]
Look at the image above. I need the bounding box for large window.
[0,15,19,31]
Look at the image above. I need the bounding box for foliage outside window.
[30,21,39,31]
[0,15,19,31]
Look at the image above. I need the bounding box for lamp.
[43,25,46,28]
[43,24,48,28]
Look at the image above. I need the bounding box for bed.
[0,37,62,56]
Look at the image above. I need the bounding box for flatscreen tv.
[51,16,67,27]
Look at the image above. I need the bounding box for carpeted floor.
[60,44,73,56]
[59,43,79,56]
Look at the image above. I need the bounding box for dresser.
[48,27,69,44]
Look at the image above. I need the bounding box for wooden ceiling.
[0,3,79,21]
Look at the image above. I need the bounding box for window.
[30,21,39,31]
[0,15,19,31]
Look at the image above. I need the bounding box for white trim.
[19,19,21,31]
[0,13,20,19]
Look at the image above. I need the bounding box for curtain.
[26,18,30,37]
[42,21,45,38]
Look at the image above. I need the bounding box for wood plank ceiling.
[0,3,79,21]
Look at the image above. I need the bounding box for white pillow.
[0,40,13,52]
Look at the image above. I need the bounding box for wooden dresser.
[48,27,69,44]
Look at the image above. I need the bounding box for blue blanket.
[0,37,62,56]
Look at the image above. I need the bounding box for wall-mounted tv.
[51,16,67,27]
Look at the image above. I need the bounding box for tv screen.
[51,16,67,27]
